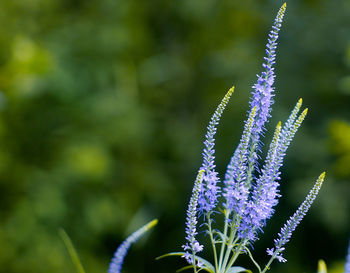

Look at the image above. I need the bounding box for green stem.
[261,252,278,273]
[219,215,242,273]
[207,213,219,272]
[223,239,248,273]
[220,227,238,272]
[218,210,230,273]
[193,252,198,273]
[245,246,261,273]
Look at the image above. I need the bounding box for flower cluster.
[240,102,308,241]
[179,3,326,273]
[108,219,158,273]
[183,170,205,268]
[223,3,287,226]
[267,172,325,263]
[199,87,234,213]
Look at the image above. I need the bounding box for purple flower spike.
[239,105,308,241]
[198,87,234,213]
[238,121,282,240]
[183,170,205,266]
[223,3,287,220]
[224,107,257,215]
[249,2,286,140]
[108,219,158,273]
[268,172,325,262]
[244,3,287,183]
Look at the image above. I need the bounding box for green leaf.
[226,266,252,273]
[59,228,86,273]
[176,265,194,272]
[156,252,215,273]
[176,265,214,273]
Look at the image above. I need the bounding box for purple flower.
[237,121,282,240]
[183,170,205,266]
[224,107,256,214]
[249,2,286,142]
[268,172,325,262]
[239,104,308,240]
[198,87,234,213]
[108,219,158,273]
[266,247,286,263]
[266,248,274,256]
[276,254,287,263]
[224,3,287,223]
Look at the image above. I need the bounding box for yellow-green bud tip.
[198,169,205,175]
[302,108,308,115]
[279,3,287,13]
[298,98,303,104]
[277,3,287,22]
[228,86,235,94]
[318,172,326,182]
[147,219,158,229]
[251,106,257,115]
[277,121,282,127]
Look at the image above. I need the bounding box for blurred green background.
[0,0,349,272]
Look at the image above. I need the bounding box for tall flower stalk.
[108,219,157,273]
[265,172,325,267]
[199,87,235,214]
[162,3,326,273]
[223,2,287,228]
[183,169,205,272]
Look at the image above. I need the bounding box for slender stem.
[245,246,261,273]
[223,239,248,273]
[207,213,219,272]
[261,253,278,273]
[218,210,230,273]
[220,227,239,272]
[220,215,241,273]
[192,253,197,273]
[222,243,242,273]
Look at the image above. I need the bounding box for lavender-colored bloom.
[198,87,234,213]
[249,3,286,139]
[224,107,256,214]
[280,99,303,139]
[223,3,286,218]
[108,219,158,273]
[183,170,205,266]
[267,172,325,262]
[238,121,282,240]
[345,240,350,273]
[245,2,287,187]
[239,105,308,240]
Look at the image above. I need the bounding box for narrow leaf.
[176,265,213,273]
[176,265,195,272]
[226,266,252,273]
[156,252,215,273]
[59,228,86,273]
